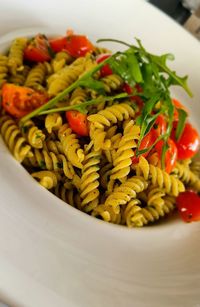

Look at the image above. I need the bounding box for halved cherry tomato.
[176,190,200,222]
[132,129,156,164]
[171,121,200,160]
[66,110,89,136]
[2,84,48,118]
[132,115,166,164]
[24,34,53,62]
[49,34,94,57]
[172,98,189,121]
[155,138,177,173]
[123,83,144,111]
[96,54,112,77]
[153,114,167,135]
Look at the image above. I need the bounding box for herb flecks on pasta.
[0,30,200,227]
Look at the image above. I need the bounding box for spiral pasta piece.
[190,160,200,177]
[105,176,148,214]
[111,120,140,182]
[45,113,63,133]
[101,74,124,93]
[57,154,75,179]
[99,162,113,189]
[173,161,200,191]
[146,186,166,217]
[135,157,185,196]
[88,103,135,151]
[89,124,111,151]
[123,195,176,227]
[69,87,87,105]
[27,146,75,180]
[51,51,74,72]
[54,181,81,207]
[173,161,192,183]
[147,187,165,207]
[0,115,32,162]
[9,65,30,85]
[22,120,46,149]
[8,38,27,75]
[47,56,93,96]
[80,145,101,212]
[122,198,142,227]
[28,148,60,169]
[58,124,84,169]
[44,139,64,154]
[25,62,51,90]
[93,46,111,56]
[0,54,8,88]
[92,204,121,224]
[88,103,135,129]
[32,170,59,189]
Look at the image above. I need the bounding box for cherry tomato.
[171,121,200,160]
[153,114,167,135]
[49,34,94,57]
[155,138,177,173]
[176,190,200,222]
[132,129,156,164]
[123,83,144,112]
[96,53,112,77]
[24,34,52,62]
[66,111,89,136]
[2,83,48,118]
[172,98,189,121]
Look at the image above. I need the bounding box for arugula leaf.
[39,93,128,115]
[175,108,188,140]
[150,54,193,97]
[19,55,114,125]
[20,32,193,170]
[125,52,143,83]
[161,141,169,169]
[136,94,162,155]
[79,77,105,93]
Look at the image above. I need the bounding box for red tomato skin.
[24,34,52,62]
[66,111,89,136]
[176,191,200,222]
[49,37,67,53]
[2,83,48,118]
[155,138,177,173]
[123,83,132,95]
[49,35,94,57]
[132,129,156,164]
[96,54,112,77]
[24,47,51,62]
[154,114,167,135]
[171,122,200,160]
[172,98,189,121]
[123,83,144,112]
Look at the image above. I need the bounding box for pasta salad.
[0,30,200,227]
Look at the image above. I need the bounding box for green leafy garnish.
[19,36,193,170]
[19,56,114,125]
[175,108,188,140]
[39,93,129,115]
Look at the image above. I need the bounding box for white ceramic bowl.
[0,1,200,306]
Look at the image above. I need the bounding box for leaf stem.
[97,38,133,49]
[19,55,114,126]
[39,93,129,115]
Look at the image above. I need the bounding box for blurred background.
[149,0,200,39]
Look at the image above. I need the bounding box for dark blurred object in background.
[149,0,200,40]
[149,0,191,24]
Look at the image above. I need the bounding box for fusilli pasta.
[0,30,199,228]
